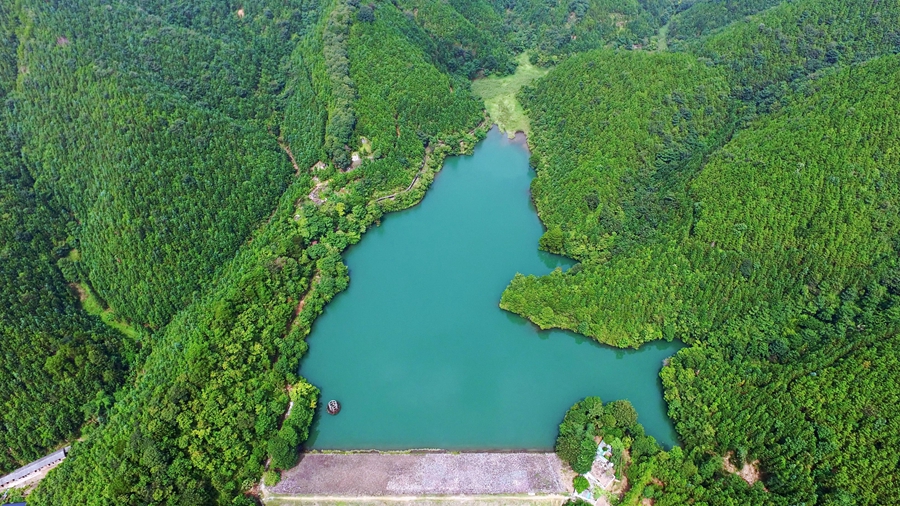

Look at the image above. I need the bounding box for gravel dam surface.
[267,452,568,497]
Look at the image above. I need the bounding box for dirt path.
[294,271,321,317]
[374,150,431,203]
[279,140,302,176]
[373,118,487,205]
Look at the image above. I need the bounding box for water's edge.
[299,127,682,451]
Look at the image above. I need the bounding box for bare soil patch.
[69,282,88,302]
[278,140,302,176]
[723,452,763,486]
[309,178,328,205]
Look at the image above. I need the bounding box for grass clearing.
[76,282,144,340]
[64,248,144,339]
[472,53,549,137]
[656,21,669,52]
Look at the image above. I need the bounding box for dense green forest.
[491,0,672,62]
[501,48,734,346]
[650,55,900,506]
[387,0,678,66]
[13,0,307,329]
[502,0,900,348]
[697,0,900,110]
[502,0,900,504]
[6,0,488,503]
[666,0,785,46]
[0,96,128,475]
[2,0,899,504]
[0,4,129,474]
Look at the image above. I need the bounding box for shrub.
[574,475,590,493]
[262,470,281,487]
[573,435,597,474]
[267,435,296,470]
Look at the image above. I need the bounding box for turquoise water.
[300,127,683,450]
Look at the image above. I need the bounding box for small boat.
[327,399,341,415]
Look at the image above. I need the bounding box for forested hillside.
[501,49,733,346]
[0,3,130,474]
[492,0,672,63]
[697,0,900,110]
[16,0,489,503]
[346,1,484,193]
[653,55,900,506]
[502,0,900,503]
[391,0,515,77]
[0,107,127,475]
[11,0,311,329]
[666,0,784,46]
[503,0,900,347]
[392,0,677,66]
[4,0,900,504]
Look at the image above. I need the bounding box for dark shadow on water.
[536,327,588,346]
[508,131,531,154]
[654,340,675,351]
[504,312,528,327]
[537,250,574,271]
[305,414,322,448]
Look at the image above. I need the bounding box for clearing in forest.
[76,282,143,340]
[472,52,549,137]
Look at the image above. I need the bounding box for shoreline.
[506,127,531,154]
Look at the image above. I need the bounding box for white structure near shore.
[574,441,620,505]
[0,446,70,491]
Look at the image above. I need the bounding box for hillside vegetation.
[653,56,900,506]
[0,118,128,474]
[494,0,672,62]
[3,0,900,504]
[501,49,732,346]
[503,0,900,503]
[698,0,900,109]
[12,0,304,329]
[666,0,785,45]
[19,0,489,503]
[503,0,900,348]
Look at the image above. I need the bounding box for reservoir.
[300,127,683,450]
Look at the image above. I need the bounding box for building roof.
[0,446,69,488]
